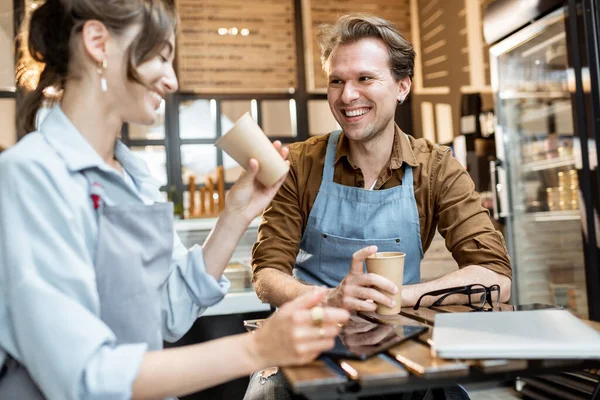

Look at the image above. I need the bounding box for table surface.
[278,305,600,400]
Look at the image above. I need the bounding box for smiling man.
[246,13,512,400]
[253,12,511,316]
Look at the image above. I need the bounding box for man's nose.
[340,82,360,104]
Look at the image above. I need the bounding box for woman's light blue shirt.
[0,106,230,399]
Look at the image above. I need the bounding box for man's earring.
[97,58,108,93]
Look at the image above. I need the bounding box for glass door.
[490,8,588,317]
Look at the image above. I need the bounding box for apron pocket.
[318,232,403,285]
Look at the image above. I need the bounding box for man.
[245,13,511,400]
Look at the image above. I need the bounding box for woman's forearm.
[132,333,260,400]
[201,209,252,279]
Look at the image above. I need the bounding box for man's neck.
[347,126,396,188]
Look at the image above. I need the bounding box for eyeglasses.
[413,284,501,311]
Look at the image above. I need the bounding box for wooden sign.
[175,0,297,93]
[302,0,411,92]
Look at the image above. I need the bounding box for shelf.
[202,290,271,316]
[521,210,580,222]
[520,156,575,172]
[499,91,570,100]
[174,217,261,232]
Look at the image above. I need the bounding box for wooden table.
[280,305,600,400]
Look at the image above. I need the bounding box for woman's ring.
[310,306,325,327]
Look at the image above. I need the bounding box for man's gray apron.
[0,169,173,399]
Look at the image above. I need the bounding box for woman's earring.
[97,59,108,93]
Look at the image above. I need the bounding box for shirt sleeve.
[432,147,512,279]
[160,237,230,342]
[251,147,304,280]
[0,158,146,400]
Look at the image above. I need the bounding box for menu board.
[175,0,297,93]
[303,0,411,92]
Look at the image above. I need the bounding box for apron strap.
[322,130,342,184]
[403,162,413,187]
[401,133,414,187]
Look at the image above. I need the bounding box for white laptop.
[432,309,600,359]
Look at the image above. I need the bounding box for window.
[0,1,14,92]
[0,99,16,148]
[0,1,16,149]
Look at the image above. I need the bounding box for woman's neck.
[61,80,122,165]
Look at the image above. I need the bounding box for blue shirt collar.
[41,106,105,172]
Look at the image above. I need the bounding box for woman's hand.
[249,289,350,368]
[223,141,289,223]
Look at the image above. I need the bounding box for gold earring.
[97,59,108,93]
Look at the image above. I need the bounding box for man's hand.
[324,246,399,312]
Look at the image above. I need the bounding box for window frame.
[119,0,329,199]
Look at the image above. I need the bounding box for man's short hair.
[317,13,416,81]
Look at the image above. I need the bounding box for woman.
[0,0,349,399]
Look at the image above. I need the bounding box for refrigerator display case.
[485,1,599,321]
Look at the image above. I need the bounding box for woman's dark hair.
[16,0,177,136]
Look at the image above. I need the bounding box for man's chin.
[343,127,375,142]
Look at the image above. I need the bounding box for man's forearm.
[402,265,512,307]
[254,268,316,307]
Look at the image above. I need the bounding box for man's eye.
[329,80,342,85]
[359,76,371,82]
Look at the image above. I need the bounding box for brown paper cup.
[365,252,405,315]
[216,112,289,186]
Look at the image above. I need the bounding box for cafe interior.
[0,0,599,399]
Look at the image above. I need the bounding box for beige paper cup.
[216,112,289,186]
[365,252,405,315]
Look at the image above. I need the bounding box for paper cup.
[216,112,289,186]
[365,252,405,315]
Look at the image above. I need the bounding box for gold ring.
[319,327,325,339]
[310,306,325,327]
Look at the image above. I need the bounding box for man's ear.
[397,76,412,103]
[81,20,110,65]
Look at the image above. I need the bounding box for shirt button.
[396,239,400,243]
[322,234,328,238]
